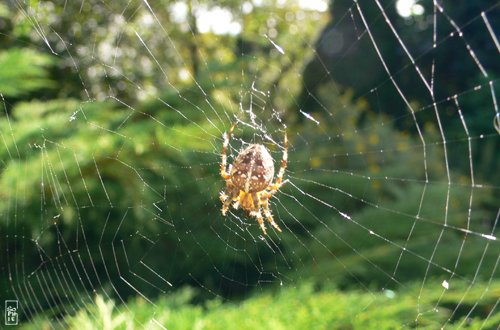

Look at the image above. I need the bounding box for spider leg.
[221,202,230,216]
[221,193,240,216]
[267,131,288,194]
[220,122,237,180]
[220,191,230,215]
[232,197,240,210]
[250,209,267,235]
[220,184,239,216]
[261,196,282,232]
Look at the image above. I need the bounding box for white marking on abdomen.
[244,148,256,192]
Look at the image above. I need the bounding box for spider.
[219,122,288,235]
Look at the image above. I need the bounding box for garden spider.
[219,122,288,235]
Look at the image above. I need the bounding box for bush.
[23,280,500,329]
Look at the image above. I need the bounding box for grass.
[23,279,500,330]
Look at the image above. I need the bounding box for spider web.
[1,0,499,328]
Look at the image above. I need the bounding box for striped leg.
[220,122,237,180]
[268,131,288,194]
[250,210,267,235]
[261,198,282,232]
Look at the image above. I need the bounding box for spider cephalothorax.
[220,122,288,234]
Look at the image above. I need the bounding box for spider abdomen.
[220,123,287,234]
[230,144,275,193]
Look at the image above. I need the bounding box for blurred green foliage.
[0,0,498,326]
[298,0,500,182]
[0,48,54,97]
[23,281,500,329]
